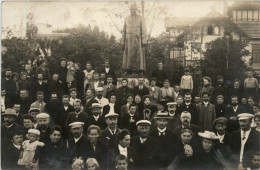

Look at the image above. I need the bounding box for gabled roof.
[164,17,199,29]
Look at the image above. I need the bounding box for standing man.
[94,87,109,109]
[151,62,168,88]
[102,60,116,84]
[150,112,177,168]
[181,93,197,124]
[131,120,162,169]
[196,92,216,131]
[30,91,46,112]
[212,75,229,105]
[1,68,17,104]
[133,77,149,99]
[45,92,60,122]
[83,89,98,117]
[230,113,259,169]
[85,103,106,130]
[47,73,63,100]
[17,89,31,115]
[116,78,133,109]
[100,112,122,150]
[36,113,52,144]
[102,75,117,98]
[122,3,147,72]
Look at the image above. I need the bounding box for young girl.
[17,129,44,170]
[180,68,193,95]
[67,61,76,88]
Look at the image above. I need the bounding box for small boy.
[180,68,193,95]
[244,68,258,100]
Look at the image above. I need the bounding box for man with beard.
[100,112,122,150]
[17,89,31,115]
[83,89,98,117]
[36,113,52,144]
[68,122,88,160]
[2,130,24,169]
[86,103,107,130]
[66,100,88,131]
[230,113,259,169]
[174,111,201,138]
[212,75,229,105]
[150,112,177,168]
[226,95,246,133]
[1,109,25,147]
[45,92,60,122]
[94,87,109,109]
[13,103,23,126]
[196,92,216,131]
[130,120,162,169]
[47,73,63,100]
[1,68,17,104]
[31,73,48,101]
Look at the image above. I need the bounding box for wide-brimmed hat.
[90,103,102,109]
[105,112,119,118]
[136,120,151,126]
[154,111,171,119]
[28,129,40,135]
[198,131,219,140]
[3,108,17,117]
[69,121,84,128]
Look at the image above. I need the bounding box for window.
[248,10,253,21]
[214,26,220,35]
[237,10,242,21]
[242,10,247,21]
[253,10,259,21]
[233,10,237,21]
[207,26,213,35]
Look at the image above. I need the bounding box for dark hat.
[150,77,157,82]
[202,91,211,97]
[216,95,224,99]
[217,75,224,79]
[142,95,151,101]
[60,58,67,62]
[69,88,77,93]
[164,79,170,83]
[213,117,227,127]
[126,93,134,99]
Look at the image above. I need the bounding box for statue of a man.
[122,3,148,73]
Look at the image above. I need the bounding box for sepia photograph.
[1,1,260,169]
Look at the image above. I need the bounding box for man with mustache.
[213,117,229,145]
[100,112,121,150]
[45,92,60,122]
[1,108,25,147]
[230,113,259,169]
[226,95,246,133]
[36,113,51,144]
[166,102,181,130]
[85,103,106,130]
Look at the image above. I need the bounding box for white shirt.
[139,85,143,89]
[109,103,115,114]
[38,80,43,85]
[95,97,109,108]
[240,129,251,162]
[13,143,21,150]
[69,98,78,106]
[139,137,147,144]
[158,127,166,136]
[233,105,238,112]
[64,106,68,111]
[74,134,83,143]
[203,102,209,107]
[105,68,110,73]
[1,96,5,112]
[151,87,155,92]
[118,144,127,157]
[108,128,116,135]
[217,133,225,143]
[93,115,100,121]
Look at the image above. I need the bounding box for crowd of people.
[1,58,260,170]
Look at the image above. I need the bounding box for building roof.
[228,1,260,10]
[235,22,260,39]
[164,17,199,29]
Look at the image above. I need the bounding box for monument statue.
[122,3,148,73]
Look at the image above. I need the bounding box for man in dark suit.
[65,100,88,130]
[102,60,116,85]
[226,95,246,133]
[1,69,17,104]
[83,89,98,117]
[109,129,136,169]
[215,95,227,118]
[47,73,64,101]
[116,78,133,109]
[100,112,122,150]
[45,92,60,122]
[1,130,24,169]
[102,75,117,98]
[181,93,197,124]
[151,62,168,88]
[131,120,162,169]
[1,109,25,149]
[212,75,229,105]
[133,77,149,99]
[230,113,259,169]
[150,112,177,168]
[213,117,230,145]
[68,122,88,160]
[174,111,201,138]
[36,113,52,144]
[17,89,31,115]
[30,73,48,101]
[120,93,134,121]
[85,103,106,130]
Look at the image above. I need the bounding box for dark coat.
[120,113,140,137]
[215,104,227,118]
[1,78,17,102]
[133,85,149,99]
[37,126,51,144]
[212,84,229,104]
[1,143,23,170]
[150,128,178,167]
[68,134,88,161]
[230,129,259,168]
[65,111,88,129]
[181,103,198,124]
[151,68,168,87]
[83,98,98,117]
[102,104,121,117]
[167,114,181,131]
[130,136,162,169]
[174,124,201,138]
[100,127,121,150]
[30,80,48,101]
[1,123,25,147]
[226,105,246,133]
[47,81,64,100]
[45,101,60,122]
[109,146,136,169]
[39,141,69,169]
[196,103,216,131]
[140,104,157,121]
[74,70,85,99]
[102,84,117,98]
[85,115,107,130]
[116,86,133,109]
[229,87,245,102]
[18,80,30,91]
[16,98,31,115]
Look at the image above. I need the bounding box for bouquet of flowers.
[184,144,193,157]
[71,157,84,170]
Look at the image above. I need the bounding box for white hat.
[28,129,40,135]
[36,113,50,119]
[96,87,104,92]
[167,102,177,106]
[198,131,219,140]
[28,108,40,113]
[105,112,119,118]
[90,103,102,108]
[69,121,84,128]
[3,108,17,117]
[237,113,254,120]
[136,120,151,126]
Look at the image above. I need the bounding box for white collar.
[74,134,83,143]
[93,115,99,121]
[139,137,147,143]
[185,102,191,105]
[109,103,115,106]
[108,127,116,135]
[203,102,209,105]
[13,143,21,150]
[158,127,166,133]
[118,144,127,151]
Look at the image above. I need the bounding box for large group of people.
[1,58,260,170]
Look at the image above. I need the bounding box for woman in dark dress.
[196,131,233,170]
[57,58,68,94]
[39,126,69,169]
[74,62,85,100]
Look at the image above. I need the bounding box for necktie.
[242,131,246,140]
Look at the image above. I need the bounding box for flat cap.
[237,113,254,120]
[90,103,102,109]
[217,95,224,99]
[213,117,227,126]
[136,120,151,126]
[28,129,40,135]
[105,112,119,118]
[167,102,177,106]
[3,108,17,117]
[36,113,50,119]
[28,108,40,113]
[69,121,84,127]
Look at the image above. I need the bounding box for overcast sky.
[2,1,235,39]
